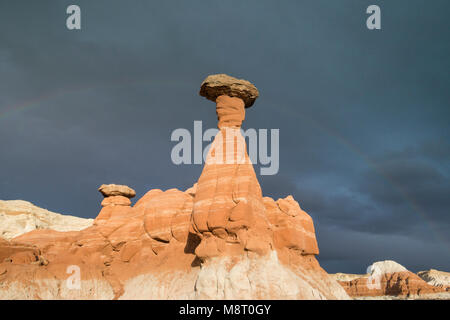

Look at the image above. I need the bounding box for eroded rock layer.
[0,200,93,240]
[337,261,450,300]
[417,269,450,290]
[0,186,348,300]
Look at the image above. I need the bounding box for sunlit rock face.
[337,260,450,300]
[417,269,450,290]
[0,200,93,240]
[0,186,348,300]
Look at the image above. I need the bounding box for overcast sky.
[0,0,449,273]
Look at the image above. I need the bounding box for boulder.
[199,74,259,108]
[98,184,136,198]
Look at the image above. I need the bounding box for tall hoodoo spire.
[191,74,272,260]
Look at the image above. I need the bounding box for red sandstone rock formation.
[337,261,449,300]
[0,186,346,299]
[192,78,273,260]
[0,74,348,300]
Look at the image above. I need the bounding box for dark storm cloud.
[0,0,449,273]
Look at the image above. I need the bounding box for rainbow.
[1,84,448,253]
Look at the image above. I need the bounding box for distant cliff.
[335,260,450,300]
[0,200,93,240]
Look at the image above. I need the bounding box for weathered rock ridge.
[0,186,347,299]
[337,260,450,300]
[417,269,450,290]
[0,200,93,240]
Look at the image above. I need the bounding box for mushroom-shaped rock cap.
[199,74,259,108]
[98,184,136,198]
